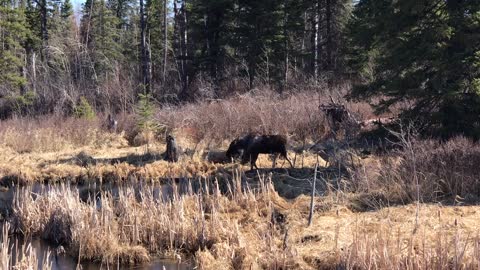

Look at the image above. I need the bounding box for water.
[8,235,192,270]
[0,180,208,270]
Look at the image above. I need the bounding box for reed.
[1,222,52,270]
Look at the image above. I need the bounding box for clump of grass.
[1,222,52,270]
[339,217,480,269]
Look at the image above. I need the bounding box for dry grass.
[1,91,480,269]
[0,115,127,154]
[1,222,52,270]
[7,175,480,269]
[0,89,373,186]
[156,89,375,145]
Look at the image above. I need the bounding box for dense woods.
[0,0,479,138]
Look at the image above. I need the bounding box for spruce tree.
[0,0,30,91]
[349,0,480,139]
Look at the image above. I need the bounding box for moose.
[164,134,179,162]
[106,114,118,133]
[226,133,294,170]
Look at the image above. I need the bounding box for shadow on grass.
[49,151,165,167]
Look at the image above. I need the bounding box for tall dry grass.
[156,89,374,145]
[0,115,127,153]
[1,222,52,270]
[9,175,299,268]
[339,219,480,269]
[8,172,480,269]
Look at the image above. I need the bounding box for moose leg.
[272,153,279,168]
[282,151,294,168]
[250,153,259,170]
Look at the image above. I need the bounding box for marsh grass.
[1,91,480,269]
[1,222,52,270]
[6,171,480,269]
[349,136,480,208]
[9,174,298,267]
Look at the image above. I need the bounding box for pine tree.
[80,0,123,82]
[349,0,480,139]
[188,0,234,84]
[0,0,30,92]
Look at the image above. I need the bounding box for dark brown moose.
[164,134,179,162]
[106,114,118,133]
[226,133,294,170]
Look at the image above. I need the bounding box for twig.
[307,163,318,227]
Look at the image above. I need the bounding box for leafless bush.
[155,89,365,146]
[0,115,125,153]
[351,135,480,205]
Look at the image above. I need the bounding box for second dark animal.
[164,135,179,162]
[226,134,294,170]
[106,114,118,133]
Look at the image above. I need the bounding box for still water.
[7,235,192,270]
[1,179,208,270]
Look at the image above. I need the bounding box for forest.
[0,0,476,139]
[0,0,480,269]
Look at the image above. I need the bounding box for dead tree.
[164,134,179,162]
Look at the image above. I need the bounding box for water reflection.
[1,179,212,270]
[9,236,192,270]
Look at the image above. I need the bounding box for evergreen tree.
[80,0,123,82]
[349,0,480,139]
[186,0,236,93]
[0,0,30,92]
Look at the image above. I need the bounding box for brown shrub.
[351,136,480,205]
[0,115,126,153]
[156,90,339,146]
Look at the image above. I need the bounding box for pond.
[8,235,192,270]
[0,179,208,270]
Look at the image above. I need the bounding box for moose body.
[227,133,294,170]
[226,133,257,160]
[106,114,118,133]
[164,135,179,162]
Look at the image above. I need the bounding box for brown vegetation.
[350,136,480,207]
[1,91,480,269]
[1,223,52,269]
[6,175,480,269]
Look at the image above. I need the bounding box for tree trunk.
[312,0,319,80]
[283,0,288,88]
[181,0,188,91]
[163,0,168,83]
[140,0,151,93]
[326,0,332,70]
[40,0,48,60]
[31,51,36,93]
